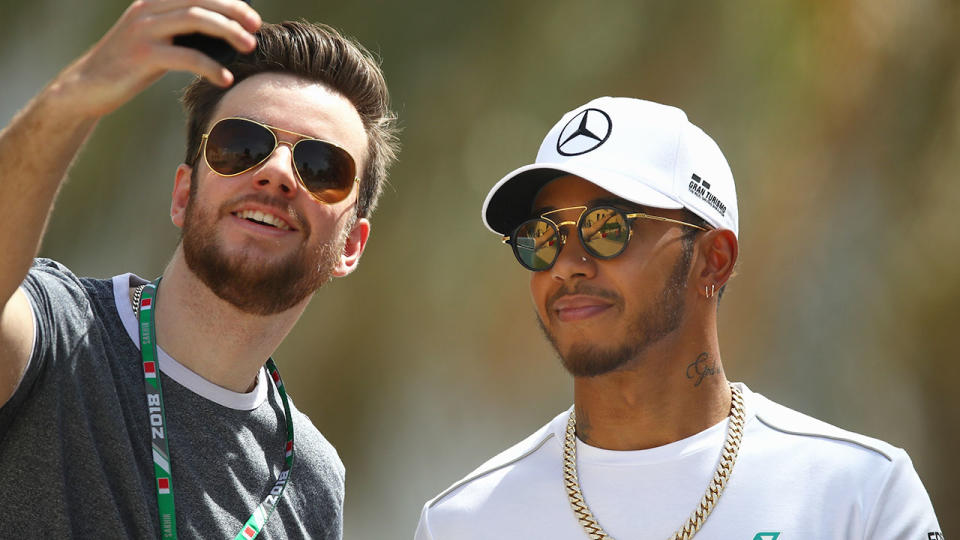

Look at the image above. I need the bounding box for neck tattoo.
[563,383,745,540]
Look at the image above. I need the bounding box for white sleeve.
[414,502,435,540]
[863,449,942,539]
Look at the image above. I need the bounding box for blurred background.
[2,0,956,536]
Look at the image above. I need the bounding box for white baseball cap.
[481,97,739,238]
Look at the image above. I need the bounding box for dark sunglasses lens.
[205,119,275,175]
[293,140,357,203]
[513,219,560,271]
[581,207,629,258]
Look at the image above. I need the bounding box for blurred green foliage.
[1,0,956,537]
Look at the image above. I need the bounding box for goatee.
[538,244,693,377]
[181,192,345,315]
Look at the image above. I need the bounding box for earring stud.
[581,257,588,262]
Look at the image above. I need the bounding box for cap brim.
[482,163,682,235]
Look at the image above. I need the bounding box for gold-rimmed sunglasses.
[502,205,707,271]
[196,117,359,204]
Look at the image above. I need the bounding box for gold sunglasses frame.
[195,116,360,204]
[502,205,708,270]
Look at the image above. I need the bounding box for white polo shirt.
[416,383,941,540]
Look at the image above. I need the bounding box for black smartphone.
[172,0,253,66]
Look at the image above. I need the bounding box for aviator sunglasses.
[197,117,359,204]
[503,205,708,271]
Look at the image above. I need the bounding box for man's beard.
[181,192,346,316]
[538,242,694,378]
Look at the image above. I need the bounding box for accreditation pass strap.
[138,279,296,540]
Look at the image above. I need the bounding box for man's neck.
[572,326,731,451]
[146,249,308,393]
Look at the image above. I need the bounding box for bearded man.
[415,97,940,539]
[0,2,397,538]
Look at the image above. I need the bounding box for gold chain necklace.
[563,383,745,540]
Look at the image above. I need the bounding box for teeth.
[234,209,291,231]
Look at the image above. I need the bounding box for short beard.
[181,191,347,316]
[539,239,694,378]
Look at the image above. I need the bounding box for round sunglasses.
[502,205,708,271]
[197,117,359,204]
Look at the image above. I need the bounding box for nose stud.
[581,257,588,262]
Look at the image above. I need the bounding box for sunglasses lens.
[205,118,276,175]
[581,207,629,258]
[292,140,357,203]
[513,219,560,271]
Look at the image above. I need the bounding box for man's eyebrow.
[530,205,556,215]
[530,199,641,217]
[588,197,643,210]
[237,116,317,139]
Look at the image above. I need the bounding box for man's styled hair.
[181,21,399,218]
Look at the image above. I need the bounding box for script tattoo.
[686,352,721,387]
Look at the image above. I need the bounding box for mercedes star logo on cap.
[556,108,612,156]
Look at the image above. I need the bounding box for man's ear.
[333,218,371,278]
[171,164,193,229]
[697,228,738,289]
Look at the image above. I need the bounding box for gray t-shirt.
[0,259,344,538]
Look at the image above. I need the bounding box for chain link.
[132,284,147,319]
[564,384,745,540]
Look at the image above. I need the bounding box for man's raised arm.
[0,0,261,405]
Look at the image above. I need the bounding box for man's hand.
[0,1,261,408]
[52,0,261,118]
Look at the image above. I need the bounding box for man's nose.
[250,142,300,198]
[550,225,595,282]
